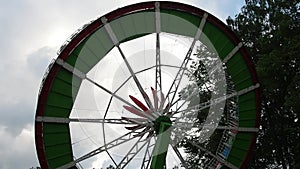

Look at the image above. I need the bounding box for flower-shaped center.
[122,87,173,137]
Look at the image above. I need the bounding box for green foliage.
[227,0,300,168]
[106,165,115,169]
[177,43,238,168]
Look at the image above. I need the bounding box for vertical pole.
[150,121,172,169]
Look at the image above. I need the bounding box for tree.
[106,165,115,169]
[227,0,300,168]
[177,42,238,168]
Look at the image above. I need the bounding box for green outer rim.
[35,1,261,169]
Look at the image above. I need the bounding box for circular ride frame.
[35,1,261,169]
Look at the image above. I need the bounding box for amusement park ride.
[35,1,261,169]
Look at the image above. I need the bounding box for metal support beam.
[101,16,157,117]
[173,135,239,169]
[150,121,172,169]
[223,42,243,63]
[35,116,146,125]
[163,13,208,108]
[174,83,260,116]
[57,128,148,169]
[155,2,162,93]
[173,122,259,133]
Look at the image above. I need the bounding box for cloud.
[194,0,245,22]
[0,0,120,167]
[27,46,56,78]
[0,124,38,169]
[0,46,55,168]
[0,46,55,133]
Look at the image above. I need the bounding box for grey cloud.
[0,46,55,168]
[26,46,56,78]
[0,124,39,169]
[0,100,35,136]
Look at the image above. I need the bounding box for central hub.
[153,115,172,135]
[122,87,174,139]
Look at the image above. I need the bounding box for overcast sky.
[0,0,245,168]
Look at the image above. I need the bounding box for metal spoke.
[57,128,148,169]
[103,96,113,152]
[114,66,155,94]
[141,137,156,169]
[170,83,201,112]
[162,13,208,109]
[55,58,86,79]
[55,57,155,121]
[223,42,243,63]
[155,2,162,93]
[101,16,156,115]
[35,116,146,125]
[169,51,232,116]
[117,134,153,168]
[187,42,243,90]
[171,145,188,168]
[173,122,259,132]
[172,83,260,117]
[117,45,155,111]
[113,64,191,98]
[170,58,222,113]
[106,150,118,168]
[87,76,156,121]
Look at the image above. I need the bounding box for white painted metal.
[141,138,156,169]
[173,123,259,132]
[171,145,188,168]
[56,58,86,79]
[155,2,162,93]
[174,83,260,116]
[223,42,243,63]
[174,134,239,169]
[57,128,149,169]
[101,17,119,46]
[163,13,208,109]
[35,116,147,125]
[117,136,152,168]
[102,17,158,117]
[56,58,156,121]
